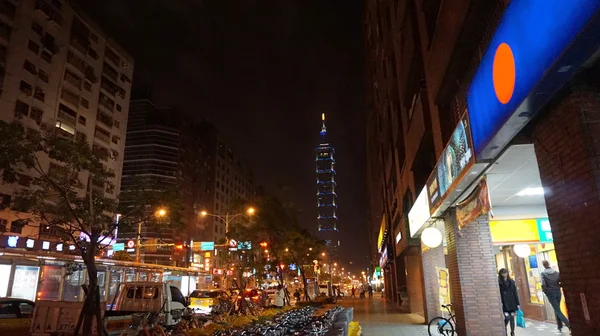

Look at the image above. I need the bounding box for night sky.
[76,0,369,271]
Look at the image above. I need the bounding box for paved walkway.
[341,297,569,336]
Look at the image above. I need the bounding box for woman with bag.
[498,268,520,336]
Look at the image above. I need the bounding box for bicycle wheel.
[427,317,455,336]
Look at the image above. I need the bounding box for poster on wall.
[437,267,451,306]
[427,116,474,212]
[456,178,491,229]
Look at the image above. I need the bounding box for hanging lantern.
[421,227,443,248]
[513,244,532,258]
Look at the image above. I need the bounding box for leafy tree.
[112,250,134,261]
[0,122,183,335]
[280,229,325,301]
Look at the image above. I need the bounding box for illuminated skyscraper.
[316,114,339,243]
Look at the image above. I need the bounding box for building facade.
[365,0,600,335]
[316,113,339,245]
[0,0,133,240]
[120,98,212,266]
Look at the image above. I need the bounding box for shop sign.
[200,241,214,251]
[536,218,553,243]
[491,219,540,244]
[238,241,252,250]
[377,214,387,252]
[437,267,451,306]
[408,187,430,238]
[467,0,600,160]
[426,116,474,212]
[375,266,381,277]
[455,178,490,229]
[379,247,388,268]
[7,236,18,248]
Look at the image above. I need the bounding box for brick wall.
[533,89,600,335]
[445,210,505,336]
[422,244,446,321]
[406,253,425,317]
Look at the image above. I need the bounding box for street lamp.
[200,206,256,238]
[137,208,167,263]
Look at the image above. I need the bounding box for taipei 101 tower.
[315,113,339,247]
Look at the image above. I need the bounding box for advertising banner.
[426,116,474,213]
[437,267,451,306]
[456,177,491,229]
[377,214,387,252]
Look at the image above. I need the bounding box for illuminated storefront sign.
[468,0,600,160]
[7,236,18,248]
[426,116,474,212]
[490,218,553,244]
[408,187,431,238]
[377,214,387,252]
[237,241,252,250]
[379,247,388,268]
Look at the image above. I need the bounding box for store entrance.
[486,144,567,323]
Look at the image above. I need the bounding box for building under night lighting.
[316,114,339,245]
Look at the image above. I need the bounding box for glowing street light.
[199,207,256,237]
[156,208,167,217]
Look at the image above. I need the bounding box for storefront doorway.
[486,144,567,323]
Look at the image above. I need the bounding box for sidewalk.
[341,297,568,336]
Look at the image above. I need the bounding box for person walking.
[541,260,570,332]
[293,289,301,304]
[498,268,520,336]
[367,285,373,298]
[274,285,285,308]
[351,286,356,298]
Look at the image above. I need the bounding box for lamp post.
[136,208,167,263]
[200,207,255,239]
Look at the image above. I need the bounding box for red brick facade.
[445,210,505,336]
[533,89,600,335]
[421,244,445,321]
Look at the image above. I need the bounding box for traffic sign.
[126,240,135,249]
[200,241,214,251]
[113,243,124,251]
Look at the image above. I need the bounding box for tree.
[112,250,134,261]
[0,122,183,335]
[280,229,325,301]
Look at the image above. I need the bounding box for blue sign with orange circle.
[467,0,600,160]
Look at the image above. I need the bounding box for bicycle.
[120,312,166,336]
[428,304,455,336]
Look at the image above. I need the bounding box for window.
[38,69,49,83]
[19,80,33,96]
[111,135,119,145]
[98,92,115,111]
[29,107,43,125]
[23,60,37,75]
[83,81,92,91]
[116,104,122,112]
[88,47,98,60]
[41,51,52,63]
[126,286,158,299]
[64,69,82,89]
[120,74,131,84]
[113,120,120,129]
[109,149,119,161]
[80,98,89,109]
[78,115,86,125]
[0,193,10,209]
[0,219,6,232]
[14,100,29,118]
[61,89,80,107]
[32,22,43,35]
[28,40,40,54]
[10,220,24,234]
[104,47,120,66]
[34,87,45,102]
[102,62,118,81]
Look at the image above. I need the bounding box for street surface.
[341,297,569,336]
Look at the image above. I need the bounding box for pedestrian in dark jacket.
[541,260,570,332]
[498,268,519,336]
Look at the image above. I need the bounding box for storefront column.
[404,246,425,317]
[421,243,446,321]
[445,209,505,336]
[395,254,407,306]
[532,89,600,335]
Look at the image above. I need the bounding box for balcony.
[94,127,110,143]
[57,109,76,126]
[35,0,63,27]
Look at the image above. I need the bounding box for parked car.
[0,298,35,334]
[188,289,230,315]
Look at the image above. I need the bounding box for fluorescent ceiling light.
[517,187,544,196]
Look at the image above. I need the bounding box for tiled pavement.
[341,297,570,336]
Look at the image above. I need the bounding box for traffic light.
[259,242,268,248]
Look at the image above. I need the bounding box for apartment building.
[365,0,600,335]
[0,0,132,240]
[202,139,256,244]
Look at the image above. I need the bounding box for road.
[341,297,569,336]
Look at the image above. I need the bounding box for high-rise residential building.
[121,98,212,266]
[200,139,256,244]
[0,0,133,240]
[316,113,338,244]
[365,0,600,334]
